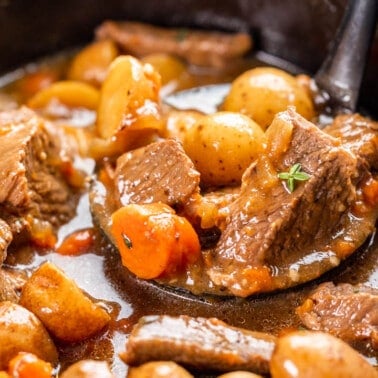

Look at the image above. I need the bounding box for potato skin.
[127,361,193,378]
[163,110,203,141]
[183,111,266,186]
[97,55,163,140]
[19,262,111,343]
[0,301,58,370]
[60,360,115,378]
[67,40,119,87]
[141,53,186,86]
[270,331,378,378]
[218,372,263,378]
[223,67,315,130]
[27,80,100,110]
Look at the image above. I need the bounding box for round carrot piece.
[110,203,200,279]
[8,352,53,378]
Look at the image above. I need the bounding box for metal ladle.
[164,0,377,115]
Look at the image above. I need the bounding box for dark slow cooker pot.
[0,0,377,115]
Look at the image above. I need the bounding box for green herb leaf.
[121,233,133,249]
[278,163,310,193]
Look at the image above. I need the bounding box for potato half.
[96,55,163,140]
[19,261,111,343]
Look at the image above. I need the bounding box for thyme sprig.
[278,163,310,193]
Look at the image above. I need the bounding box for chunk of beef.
[207,108,375,297]
[0,107,77,244]
[96,21,252,68]
[297,282,378,350]
[0,219,12,263]
[122,315,276,374]
[115,139,200,207]
[0,270,19,302]
[0,269,26,302]
[324,114,378,170]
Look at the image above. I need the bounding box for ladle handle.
[315,0,377,113]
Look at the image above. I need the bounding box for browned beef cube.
[115,139,200,207]
[0,219,12,264]
[0,107,77,253]
[297,282,378,350]
[324,113,378,170]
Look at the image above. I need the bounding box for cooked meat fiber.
[96,21,252,67]
[0,270,19,302]
[324,113,378,170]
[115,139,200,207]
[208,108,375,297]
[0,219,12,263]
[0,107,77,243]
[122,315,276,374]
[297,282,378,350]
[0,268,26,302]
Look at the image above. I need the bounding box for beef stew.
[0,1,377,377]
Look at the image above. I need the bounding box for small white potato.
[141,53,187,86]
[61,360,115,378]
[127,361,193,378]
[223,67,315,129]
[19,261,111,343]
[0,301,58,370]
[270,331,378,378]
[218,372,263,378]
[183,111,266,186]
[67,40,119,87]
[97,55,163,140]
[163,110,204,141]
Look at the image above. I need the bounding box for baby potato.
[27,80,100,110]
[0,301,58,370]
[19,261,111,343]
[218,372,263,378]
[61,360,115,378]
[67,40,119,87]
[128,361,193,378]
[223,67,315,129]
[163,110,204,141]
[97,55,163,140]
[141,53,187,86]
[270,331,378,378]
[183,111,266,186]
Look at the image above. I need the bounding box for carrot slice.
[110,203,200,279]
[8,352,53,378]
[56,228,96,256]
[18,70,58,98]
